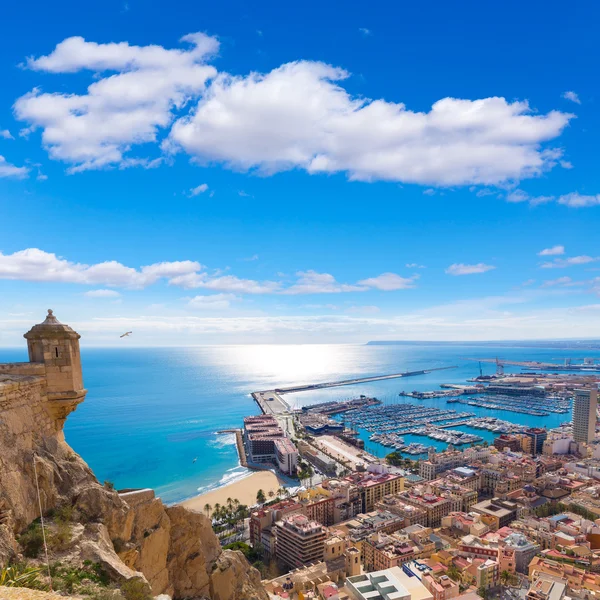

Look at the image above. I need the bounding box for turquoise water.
[1,344,598,504]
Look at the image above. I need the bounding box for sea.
[2,343,599,505]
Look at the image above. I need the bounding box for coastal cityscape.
[2,1,600,600]
[175,345,600,600]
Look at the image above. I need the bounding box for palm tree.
[214,503,221,521]
[204,503,212,518]
[268,490,275,500]
[256,489,266,504]
[447,565,460,582]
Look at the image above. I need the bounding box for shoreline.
[180,469,286,514]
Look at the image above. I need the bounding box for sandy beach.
[181,470,285,513]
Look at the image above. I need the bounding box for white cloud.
[422,188,436,196]
[16,34,574,187]
[406,263,426,269]
[167,60,573,187]
[540,256,598,269]
[538,245,564,256]
[506,188,554,206]
[0,130,13,140]
[445,263,496,276]
[187,293,236,310]
[346,305,380,314]
[15,33,219,171]
[0,248,201,288]
[358,272,418,291]
[558,193,600,208]
[562,91,581,105]
[169,272,281,294]
[359,28,372,36]
[84,289,121,298]
[189,183,208,196]
[541,276,589,288]
[0,156,29,178]
[281,270,364,295]
[242,254,259,261]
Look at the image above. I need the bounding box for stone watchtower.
[23,309,87,429]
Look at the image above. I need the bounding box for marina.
[338,403,480,451]
[449,391,572,416]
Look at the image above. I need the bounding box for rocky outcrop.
[0,312,268,600]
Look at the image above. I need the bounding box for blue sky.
[1,0,600,345]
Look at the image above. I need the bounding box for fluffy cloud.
[0,156,29,178]
[15,34,574,187]
[540,256,598,269]
[14,33,218,171]
[558,193,600,208]
[189,183,209,196]
[281,270,365,295]
[0,248,424,296]
[167,61,572,186]
[0,248,201,288]
[169,272,281,293]
[562,91,581,104]
[0,130,13,140]
[357,272,418,291]
[84,289,121,298]
[187,293,236,310]
[538,245,564,256]
[445,263,496,276]
[505,189,554,205]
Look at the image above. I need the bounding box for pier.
[252,366,457,415]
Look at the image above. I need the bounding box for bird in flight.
[120,331,133,338]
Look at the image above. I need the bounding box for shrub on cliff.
[120,577,152,600]
[17,522,44,558]
[0,564,47,589]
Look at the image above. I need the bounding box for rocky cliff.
[0,312,268,600]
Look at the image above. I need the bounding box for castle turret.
[24,309,87,428]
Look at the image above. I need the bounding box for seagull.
[120,331,133,338]
[192,457,197,463]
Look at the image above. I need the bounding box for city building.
[494,434,524,453]
[297,486,336,526]
[526,574,567,600]
[249,499,303,556]
[572,388,598,444]
[397,487,453,528]
[523,428,548,456]
[275,514,327,569]
[346,566,434,600]
[243,415,299,474]
[376,495,428,527]
[471,498,518,529]
[345,470,404,513]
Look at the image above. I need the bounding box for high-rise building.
[275,514,327,569]
[523,428,547,456]
[572,388,598,444]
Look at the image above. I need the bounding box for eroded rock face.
[0,315,268,600]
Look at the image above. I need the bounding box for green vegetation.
[211,498,250,540]
[256,489,266,504]
[385,451,418,471]
[104,480,115,491]
[50,560,110,594]
[17,521,45,558]
[534,501,599,521]
[120,577,152,600]
[0,564,47,590]
[447,564,461,581]
[223,541,261,563]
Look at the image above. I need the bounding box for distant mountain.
[367,340,600,349]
